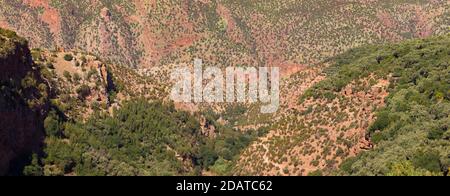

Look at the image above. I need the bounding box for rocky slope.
[0,28,49,175]
[235,34,450,176]
[0,0,448,68]
[0,1,449,176]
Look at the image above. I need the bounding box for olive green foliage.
[63,54,73,61]
[37,99,203,175]
[23,154,43,176]
[27,99,257,176]
[200,108,262,175]
[329,34,450,176]
[76,84,91,100]
[44,110,63,137]
[63,71,71,81]
[0,28,49,175]
[0,28,48,112]
[0,28,28,57]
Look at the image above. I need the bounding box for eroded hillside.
[235,34,450,176]
[0,1,449,176]
[0,0,448,68]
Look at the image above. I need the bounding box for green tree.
[411,150,442,173]
[73,73,81,83]
[387,161,440,176]
[64,54,73,61]
[44,111,62,137]
[63,71,72,81]
[76,85,91,100]
[23,154,43,176]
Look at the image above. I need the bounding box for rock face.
[0,28,48,175]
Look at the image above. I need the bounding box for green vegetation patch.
[324,34,450,176]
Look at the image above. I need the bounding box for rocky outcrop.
[0,28,48,175]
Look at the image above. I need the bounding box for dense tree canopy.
[330,34,450,176]
[25,98,259,176]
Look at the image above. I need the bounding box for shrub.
[80,56,87,64]
[411,150,442,173]
[44,111,62,137]
[46,62,54,69]
[336,147,345,157]
[283,167,289,174]
[73,73,81,83]
[76,85,91,100]
[64,54,73,61]
[308,170,323,176]
[23,154,43,176]
[311,160,320,167]
[63,71,72,81]
[428,127,446,140]
[368,111,391,133]
[210,158,233,175]
[86,68,98,80]
[387,161,438,176]
[340,157,357,174]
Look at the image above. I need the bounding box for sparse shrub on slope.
[1,0,448,68]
